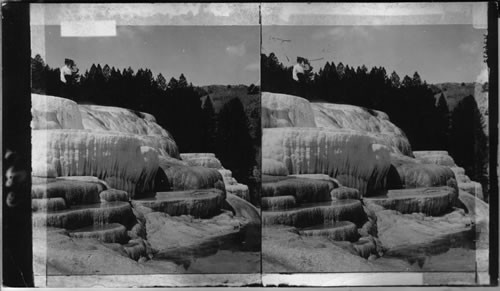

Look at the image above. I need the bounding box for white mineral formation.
[180,153,250,201]
[413,151,456,167]
[261,92,412,156]
[32,130,159,196]
[32,94,180,158]
[262,158,289,176]
[413,150,484,200]
[262,92,317,128]
[262,127,392,196]
[312,102,412,155]
[79,105,170,136]
[31,94,184,196]
[31,94,84,130]
[79,105,180,158]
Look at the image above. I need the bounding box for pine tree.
[168,77,178,90]
[401,75,413,88]
[412,72,422,86]
[436,93,450,149]
[178,74,188,88]
[201,96,217,153]
[336,62,345,79]
[156,73,167,91]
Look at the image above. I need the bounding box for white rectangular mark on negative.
[61,20,116,37]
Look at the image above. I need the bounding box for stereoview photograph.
[1,2,496,289]
[28,4,261,284]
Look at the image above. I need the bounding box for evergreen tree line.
[31,55,260,205]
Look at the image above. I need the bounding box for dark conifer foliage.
[216,98,255,199]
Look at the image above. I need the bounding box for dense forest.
[31,55,261,205]
[261,53,489,200]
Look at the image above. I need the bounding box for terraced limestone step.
[363,186,457,216]
[100,189,129,202]
[131,189,225,219]
[68,223,128,243]
[160,165,226,196]
[32,201,134,230]
[299,221,360,242]
[389,154,457,190]
[263,199,366,228]
[331,187,361,200]
[262,175,332,204]
[225,184,251,201]
[32,197,67,212]
[261,195,296,210]
[31,177,106,206]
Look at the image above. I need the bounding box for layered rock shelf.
[261,195,296,210]
[299,221,360,242]
[262,175,333,203]
[32,177,106,206]
[32,201,135,230]
[389,153,457,190]
[311,102,413,156]
[363,186,458,216]
[131,189,225,219]
[262,92,317,128]
[32,129,161,196]
[180,153,250,201]
[68,223,129,243]
[263,127,392,196]
[413,150,484,200]
[160,165,226,195]
[263,200,366,228]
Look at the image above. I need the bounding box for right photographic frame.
[260,2,494,286]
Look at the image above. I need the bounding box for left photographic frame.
[28,3,262,287]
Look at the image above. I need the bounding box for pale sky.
[262,25,487,84]
[38,24,487,86]
[42,25,260,86]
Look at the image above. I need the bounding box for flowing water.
[153,225,261,273]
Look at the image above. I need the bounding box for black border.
[487,1,499,286]
[2,2,33,287]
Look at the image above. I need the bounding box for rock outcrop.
[262,92,317,128]
[413,151,484,200]
[389,153,457,190]
[180,153,250,201]
[131,189,225,219]
[31,94,84,130]
[312,102,412,155]
[32,130,161,195]
[363,186,458,216]
[263,127,392,196]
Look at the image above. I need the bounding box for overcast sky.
[39,24,487,86]
[262,25,487,84]
[43,25,260,86]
